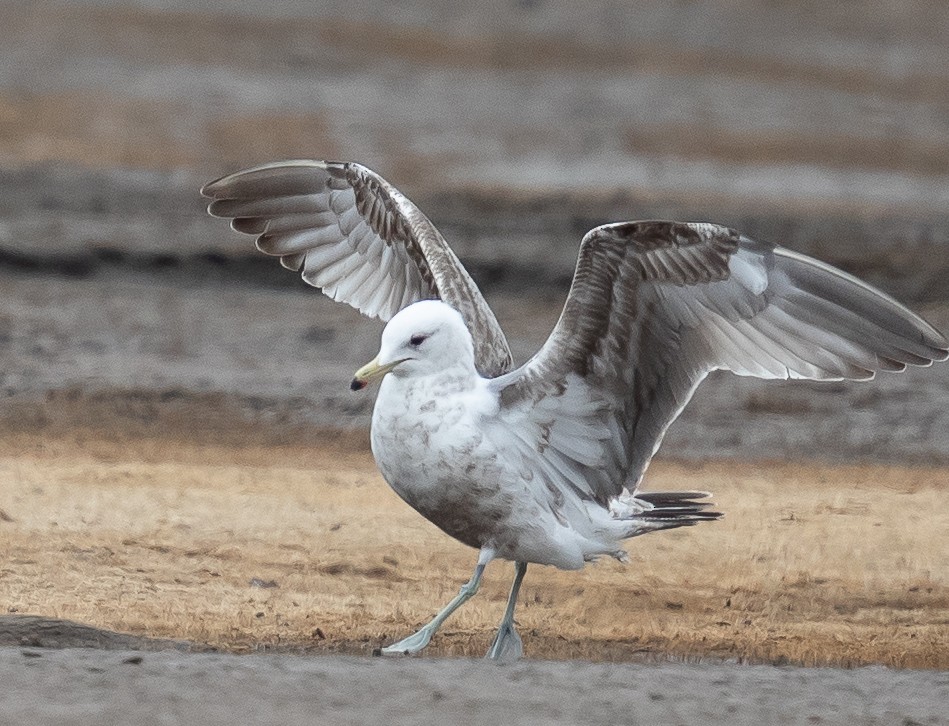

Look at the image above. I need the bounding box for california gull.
[202,160,948,660]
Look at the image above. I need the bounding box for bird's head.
[350,300,475,390]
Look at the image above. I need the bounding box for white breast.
[368,370,603,568]
[370,374,500,510]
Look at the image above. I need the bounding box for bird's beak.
[350,356,405,391]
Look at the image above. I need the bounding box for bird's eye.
[409,334,428,347]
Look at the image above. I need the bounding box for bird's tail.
[619,490,723,539]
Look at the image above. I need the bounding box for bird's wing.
[489,221,948,505]
[201,160,513,377]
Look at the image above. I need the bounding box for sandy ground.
[0,433,947,724]
[1,433,947,669]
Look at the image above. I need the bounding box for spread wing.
[201,160,513,378]
[490,221,949,506]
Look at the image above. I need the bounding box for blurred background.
[2,0,948,463]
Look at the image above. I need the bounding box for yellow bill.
[350,356,405,391]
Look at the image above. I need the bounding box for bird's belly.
[371,425,586,567]
[369,385,593,568]
[370,411,513,550]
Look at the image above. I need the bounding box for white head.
[351,300,476,390]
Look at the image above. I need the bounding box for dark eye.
[409,334,428,347]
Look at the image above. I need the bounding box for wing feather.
[279,252,306,272]
[202,160,513,377]
[257,225,343,255]
[491,221,948,504]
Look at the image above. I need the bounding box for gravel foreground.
[2,647,947,726]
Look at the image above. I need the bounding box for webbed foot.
[378,625,437,656]
[485,620,523,662]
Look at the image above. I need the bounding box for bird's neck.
[389,363,481,397]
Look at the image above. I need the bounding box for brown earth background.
[1,2,949,724]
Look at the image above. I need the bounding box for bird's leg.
[485,561,527,662]
[379,547,495,656]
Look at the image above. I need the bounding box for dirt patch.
[0,615,197,651]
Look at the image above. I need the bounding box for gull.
[202,160,948,660]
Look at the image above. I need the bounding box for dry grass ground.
[0,430,946,669]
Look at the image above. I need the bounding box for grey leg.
[485,561,527,662]
[380,547,495,656]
